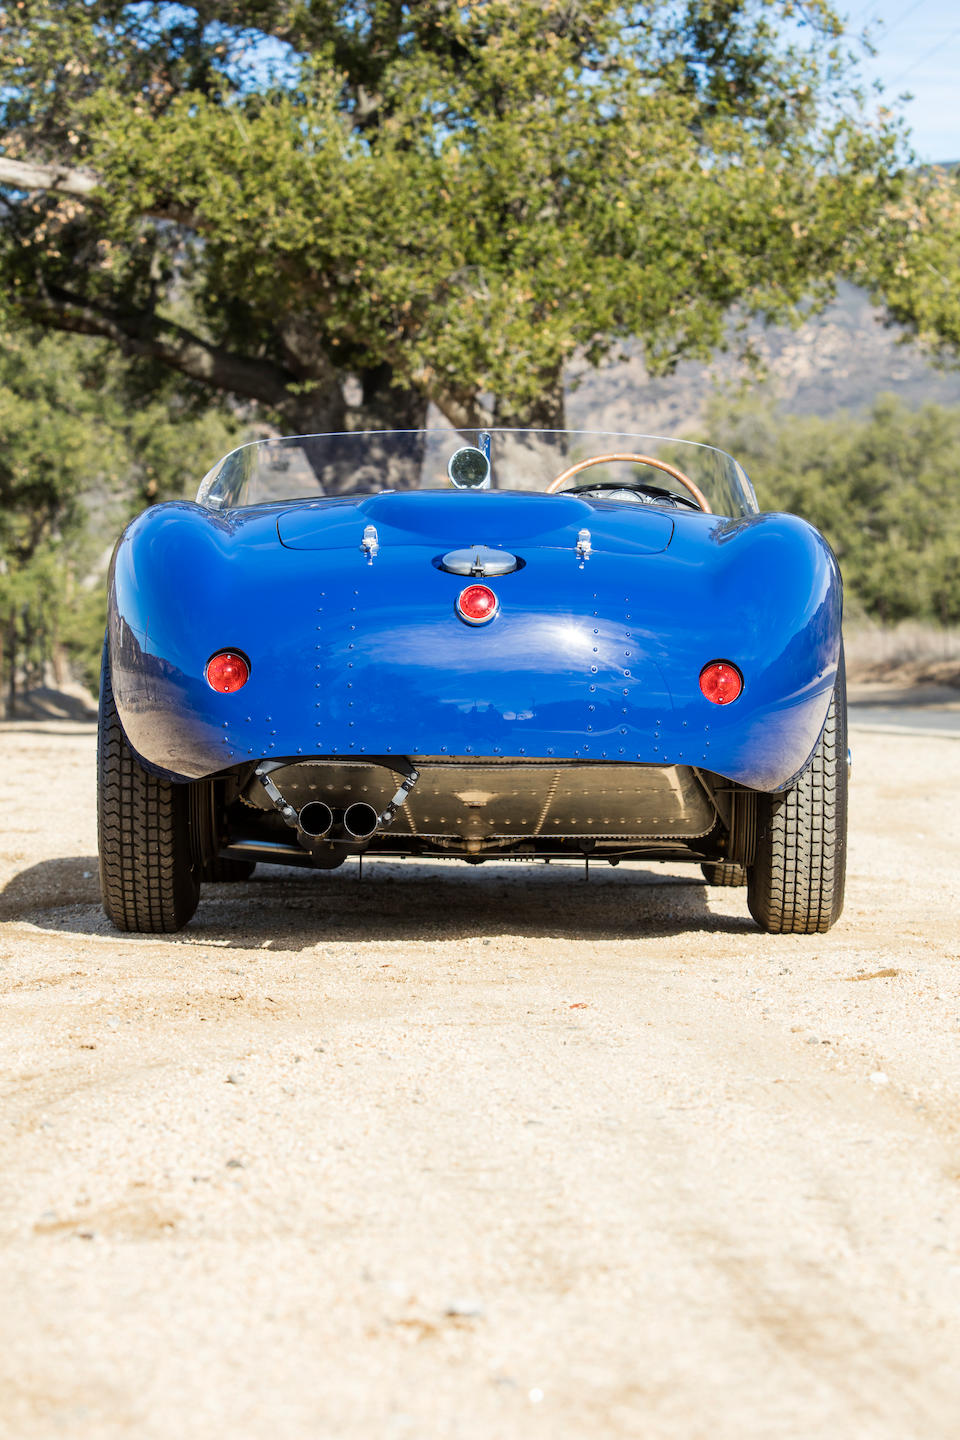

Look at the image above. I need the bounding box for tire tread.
[97,651,200,932]
[747,665,847,935]
[701,860,748,887]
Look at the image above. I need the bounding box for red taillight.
[456,584,499,625]
[205,650,250,693]
[699,660,742,705]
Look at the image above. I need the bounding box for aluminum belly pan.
[248,761,717,840]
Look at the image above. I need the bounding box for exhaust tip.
[343,801,379,840]
[298,800,334,839]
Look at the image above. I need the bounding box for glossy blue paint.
[108,489,841,791]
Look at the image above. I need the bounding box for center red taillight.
[699,660,743,705]
[456,584,499,625]
[205,650,250,693]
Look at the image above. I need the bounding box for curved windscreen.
[197,429,757,518]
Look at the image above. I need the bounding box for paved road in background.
[849,705,960,736]
[848,684,960,737]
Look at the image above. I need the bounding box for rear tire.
[747,664,847,935]
[701,861,747,887]
[98,648,201,932]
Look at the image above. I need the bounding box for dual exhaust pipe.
[255,762,419,857]
[297,800,380,844]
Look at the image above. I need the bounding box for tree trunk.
[356,364,429,432]
[493,370,566,431]
[294,365,430,494]
[6,617,16,718]
[490,369,569,490]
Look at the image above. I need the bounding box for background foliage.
[1,1,959,710]
[0,331,235,707]
[2,0,950,433]
[708,394,960,626]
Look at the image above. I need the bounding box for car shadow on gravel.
[0,854,757,945]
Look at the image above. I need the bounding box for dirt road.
[2,720,959,1440]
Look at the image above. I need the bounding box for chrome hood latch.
[361,524,379,563]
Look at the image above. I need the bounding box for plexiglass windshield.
[197,429,757,518]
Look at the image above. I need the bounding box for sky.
[152,2,960,164]
[846,0,960,161]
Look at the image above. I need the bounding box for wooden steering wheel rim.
[546,452,712,513]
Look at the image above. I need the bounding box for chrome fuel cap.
[440,545,518,577]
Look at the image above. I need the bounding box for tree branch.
[0,154,201,226]
[24,288,298,408]
[425,382,493,432]
[0,156,99,198]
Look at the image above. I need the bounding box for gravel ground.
[1,720,959,1440]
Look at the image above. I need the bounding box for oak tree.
[0,0,953,434]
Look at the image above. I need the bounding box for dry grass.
[845,620,960,688]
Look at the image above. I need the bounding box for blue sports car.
[98,428,846,935]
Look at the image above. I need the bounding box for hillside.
[565,282,960,434]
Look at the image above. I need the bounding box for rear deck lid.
[276,490,674,555]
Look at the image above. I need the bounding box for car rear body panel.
[108,491,841,793]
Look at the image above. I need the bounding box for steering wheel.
[560,480,700,510]
[546,453,712,514]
